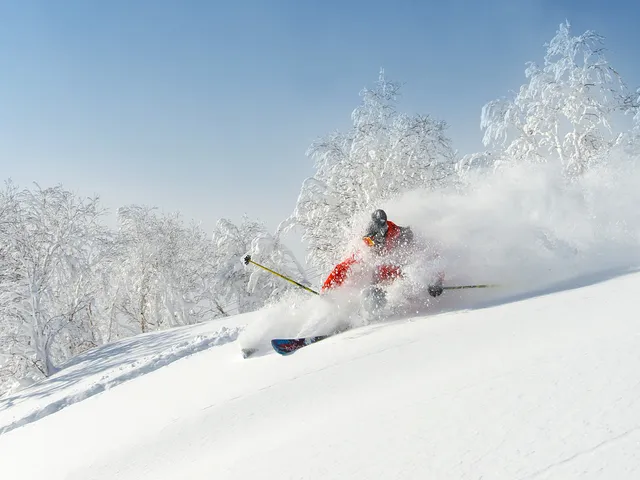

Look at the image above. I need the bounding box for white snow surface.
[1,269,640,479]
[0,317,243,435]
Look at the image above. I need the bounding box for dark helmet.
[371,209,387,226]
[364,209,389,247]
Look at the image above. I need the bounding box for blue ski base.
[271,335,331,355]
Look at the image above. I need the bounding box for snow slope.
[1,271,640,479]
[0,315,244,435]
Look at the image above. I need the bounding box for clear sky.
[0,0,638,234]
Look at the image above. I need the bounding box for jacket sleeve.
[322,256,358,291]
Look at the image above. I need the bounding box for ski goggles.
[363,236,376,247]
[363,232,385,247]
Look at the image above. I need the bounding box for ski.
[271,335,331,355]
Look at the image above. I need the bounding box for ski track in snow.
[519,426,640,479]
[0,322,241,436]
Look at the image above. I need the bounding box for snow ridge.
[0,324,240,436]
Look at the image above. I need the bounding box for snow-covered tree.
[247,220,310,304]
[455,151,497,180]
[622,88,640,156]
[210,217,264,315]
[290,70,457,271]
[211,216,308,314]
[111,206,222,335]
[0,185,308,395]
[110,205,158,335]
[0,182,109,385]
[478,22,633,177]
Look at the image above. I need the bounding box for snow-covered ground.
[1,269,640,479]
[0,315,244,437]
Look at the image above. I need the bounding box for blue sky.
[0,0,638,234]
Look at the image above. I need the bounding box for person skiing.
[321,209,444,305]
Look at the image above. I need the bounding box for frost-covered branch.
[474,21,635,177]
[291,70,458,271]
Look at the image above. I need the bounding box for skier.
[321,209,444,310]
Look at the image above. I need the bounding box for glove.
[428,284,443,297]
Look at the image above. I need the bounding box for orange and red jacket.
[322,220,407,291]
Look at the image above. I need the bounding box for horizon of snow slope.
[1,268,640,479]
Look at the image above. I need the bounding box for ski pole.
[443,284,500,290]
[242,254,320,295]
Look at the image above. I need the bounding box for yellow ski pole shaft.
[443,284,500,290]
[242,255,320,295]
